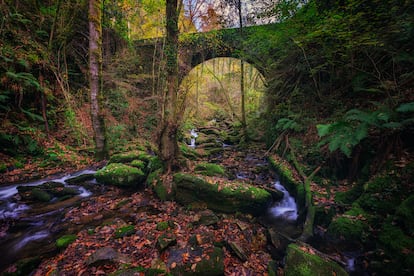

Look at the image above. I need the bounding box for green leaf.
[355,125,368,141]
[396,102,414,113]
[340,143,352,158]
[316,124,331,137]
[20,108,44,122]
[382,122,403,129]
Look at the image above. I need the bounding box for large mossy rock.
[17,182,80,203]
[109,150,164,176]
[284,243,348,276]
[95,163,145,187]
[173,173,272,215]
[327,204,370,242]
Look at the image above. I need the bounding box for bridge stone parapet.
[133,23,279,94]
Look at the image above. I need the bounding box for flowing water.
[269,181,298,221]
[0,170,96,270]
[189,129,198,148]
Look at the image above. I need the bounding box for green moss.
[109,151,146,164]
[335,183,363,204]
[379,222,414,254]
[284,244,348,276]
[395,195,414,235]
[56,234,77,248]
[377,221,414,272]
[195,162,226,176]
[130,159,145,170]
[267,156,305,208]
[173,173,271,215]
[2,256,41,276]
[95,163,145,187]
[156,221,169,231]
[148,156,164,171]
[356,175,401,213]
[0,163,7,173]
[115,198,132,209]
[327,205,369,241]
[114,225,135,238]
[31,188,52,202]
[191,247,224,274]
[180,144,199,160]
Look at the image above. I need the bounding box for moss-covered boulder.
[284,243,348,276]
[17,182,80,203]
[2,256,41,276]
[194,162,226,176]
[375,220,414,274]
[109,150,146,164]
[395,195,414,235]
[95,163,145,187]
[173,173,272,216]
[327,204,370,242]
[356,175,401,213]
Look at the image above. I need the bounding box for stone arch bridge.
[133,23,278,94]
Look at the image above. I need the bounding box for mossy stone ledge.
[95,163,145,187]
[284,243,348,276]
[173,173,272,215]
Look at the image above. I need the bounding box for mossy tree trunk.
[238,0,247,140]
[158,0,181,172]
[89,0,107,160]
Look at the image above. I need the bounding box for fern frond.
[316,123,331,137]
[20,108,44,122]
[396,102,414,113]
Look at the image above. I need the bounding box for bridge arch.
[179,57,266,124]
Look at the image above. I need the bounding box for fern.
[21,108,44,122]
[396,102,414,113]
[6,71,42,91]
[317,120,365,158]
[317,103,412,157]
[276,117,302,132]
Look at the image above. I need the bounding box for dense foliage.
[248,0,414,180]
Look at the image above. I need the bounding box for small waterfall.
[269,181,298,221]
[189,129,198,148]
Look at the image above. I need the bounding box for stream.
[0,170,96,270]
[0,129,357,274]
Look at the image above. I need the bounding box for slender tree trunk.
[39,74,50,137]
[158,0,180,172]
[89,0,107,160]
[238,0,247,139]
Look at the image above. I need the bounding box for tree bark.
[89,0,107,160]
[238,0,247,139]
[158,0,180,172]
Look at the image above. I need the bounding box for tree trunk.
[238,0,247,139]
[158,0,180,172]
[89,0,107,160]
